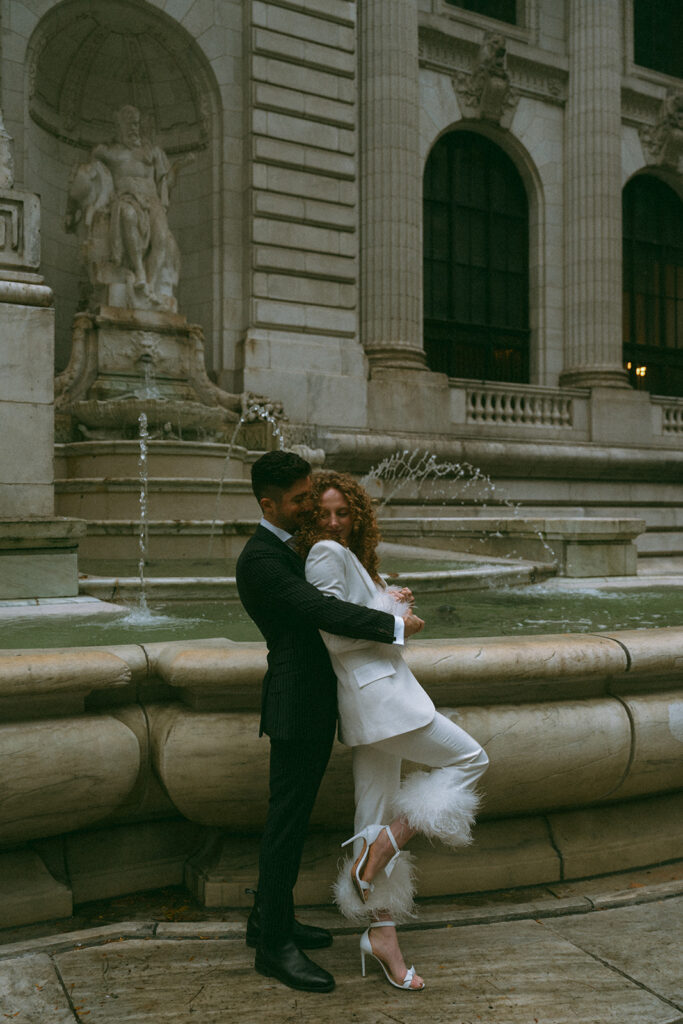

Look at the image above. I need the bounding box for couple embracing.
[236,451,488,994]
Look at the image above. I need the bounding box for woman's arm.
[241,544,396,644]
[305,541,392,655]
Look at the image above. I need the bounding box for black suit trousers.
[257,719,336,947]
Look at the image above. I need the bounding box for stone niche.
[25,0,228,381]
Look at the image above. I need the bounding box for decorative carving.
[419,26,474,73]
[621,87,662,128]
[452,33,519,127]
[419,26,567,108]
[639,91,683,170]
[54,310,244,442]
[0,110,15,189]
[65,105,194,313]
[0,193,41,271]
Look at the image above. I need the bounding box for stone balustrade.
[466,385,575,428]
[447,379,591,440]
[655,397,683,435]
[0,629,682,927]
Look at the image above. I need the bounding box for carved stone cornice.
[419,26,475,75]
[637,91,683,170]
[419,25,567,110]
[621,86,663,128]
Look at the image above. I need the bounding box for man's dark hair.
[251,450,311,502]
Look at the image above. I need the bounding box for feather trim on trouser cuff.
[332,852,417,924]
[391,767,480,847]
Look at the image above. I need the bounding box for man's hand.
[403,611,425,637]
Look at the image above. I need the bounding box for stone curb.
[2,877,682,960]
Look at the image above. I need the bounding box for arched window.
[423,131,529,382]
[623,176,683,397]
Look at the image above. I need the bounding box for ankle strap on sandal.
[369,919,396,929]
[383,825,401,878]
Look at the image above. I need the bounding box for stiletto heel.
[341,824,402,901]
[358,921,424,991]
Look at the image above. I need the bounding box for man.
[236,451,423,993]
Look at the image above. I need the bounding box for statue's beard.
[120,128,141,148]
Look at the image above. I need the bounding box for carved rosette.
[452,33,519,127]
[639,91,683,170]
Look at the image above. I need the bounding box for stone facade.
[0,0,676,428]
[1,0,683,549]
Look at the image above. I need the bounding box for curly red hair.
[296,471,382,582]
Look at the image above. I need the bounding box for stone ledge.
[0,517,86,549]
[381,516,646,577]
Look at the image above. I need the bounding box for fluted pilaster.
[561,0,629,388]
[359,0,426,372]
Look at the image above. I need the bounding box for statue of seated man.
[66,105,191,312]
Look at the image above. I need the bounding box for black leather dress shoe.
[246,906,333,950]
[254,939,335,993]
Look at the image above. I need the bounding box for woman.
[299,471,488,991]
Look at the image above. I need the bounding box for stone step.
[55,479,256,520]
[54,439,252,481]
[75,519,256,562]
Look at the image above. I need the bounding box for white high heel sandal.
[341,824,401,902]
[359,920,424,990]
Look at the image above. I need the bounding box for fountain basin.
[380,516,646,576]
[2,576,683,649]
[0,626,681,927]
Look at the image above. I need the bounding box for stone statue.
[65,105,192,312]
[452,32,518,128]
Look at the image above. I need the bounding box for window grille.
[623,175,683,398]
[423,131,530,383]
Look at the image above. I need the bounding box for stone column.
[359,0,426,373]
[560,0,629,388]
[0,112,85,598]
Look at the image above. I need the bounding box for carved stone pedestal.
[55,308,240,442]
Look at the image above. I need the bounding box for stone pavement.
[1,863,682,1024]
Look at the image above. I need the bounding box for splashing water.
[360,449,519,513]
[361,449,554,563]
[141,360,162,399]
[137,412,150,614]
[207,401,287,558]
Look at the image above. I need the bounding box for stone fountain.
[54,105,242,444]
[52,106,283,566]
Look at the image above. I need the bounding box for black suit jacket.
[235,525,396,740]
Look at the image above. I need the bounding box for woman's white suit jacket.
[305,540,435,747]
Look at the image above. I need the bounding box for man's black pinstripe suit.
[236,523,395,947]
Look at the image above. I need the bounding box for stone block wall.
[243,0,367,426]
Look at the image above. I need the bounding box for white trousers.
[333,713,488,922]
[352,711,489,847]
